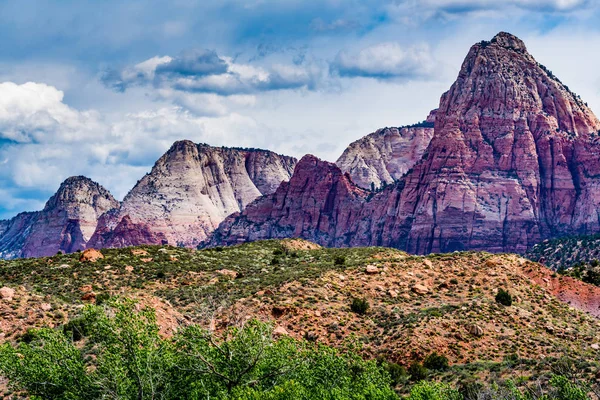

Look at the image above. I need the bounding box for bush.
[0,298,400,400]
[495,288,513,306]
[383,362,407,386]
[95,293,110,306]
[334,255,346,266]
[62,317,89,342]
[350,297,370,315]
[273,249,284,256]
[408,381,462,400]
[408,361,428,381]
[423,352,449,371]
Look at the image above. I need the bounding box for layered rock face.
[0,177,119,259]
[208,155,368,247]
[89,141,297,249]
[209,32,600,254]
[386,32,600,253]
[336,110,435,189]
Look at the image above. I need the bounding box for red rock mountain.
[208,32,600,254]
[88,141,297,249]
[336,110,435,189]
[0,177,119,259]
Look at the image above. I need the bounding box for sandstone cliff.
[336,110,435,189]
[0,177,119,259]
[208,32,600,254]
[209,155,368,247]
[89,141,297,249]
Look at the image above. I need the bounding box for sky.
[2,0,600,219]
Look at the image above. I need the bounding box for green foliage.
[423,352,449,371]
[382,361,407,386]
[334,255,346,266]
[0,328,95,399]
[408,381,461,400]
[408,361,428,381]
[350,297,370,315]
[0,298,399,400]
[62,316,89,342]
[495,288,513,306]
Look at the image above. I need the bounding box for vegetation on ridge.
[1,239,600,398]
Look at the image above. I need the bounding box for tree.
[0,298,399,400]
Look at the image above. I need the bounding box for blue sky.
[2,0,600,219]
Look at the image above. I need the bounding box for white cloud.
[331,42,437,80]
[0,82,103,143]
[103,51,323,96]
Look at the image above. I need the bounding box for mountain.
[88,141,297,249]
[208,32,600,254]
[208,155,368,247]
[0,176,119,259]
[336,110,435,190]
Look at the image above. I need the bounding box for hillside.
[527,234,600,271]
[2,240,600,394]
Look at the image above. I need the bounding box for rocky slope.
[209,32,600,254]
[2,241,600,386]
[0,177,119,259]
[89,141,297,249]
[208,155,368,247]
[526,233,600,270]
[336,110,435,190]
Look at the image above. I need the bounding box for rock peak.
[45,176,117,212]
[490,31,527,52]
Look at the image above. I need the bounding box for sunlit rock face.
[88,141,297,249]
[0,176,119,259]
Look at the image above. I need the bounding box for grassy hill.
[2,240,600,397]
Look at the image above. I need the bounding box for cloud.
[0,82,103,143]
[331,42,436,80]
[0,81,273,218]
[102,50,322,96]
[310,18,361,33]
[393,0,591,16]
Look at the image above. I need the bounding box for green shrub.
[62,317,89,342]
[423,352,449,371]
[495,288,513,306]
[95,293,110,306]
[350,297,370,315]
[408,381,462,400]
[383,361,407,386]
[408,361,428,381]
[273,249,284,256]
[334,255,346,266]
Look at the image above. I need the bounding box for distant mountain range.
[3,32,600,259]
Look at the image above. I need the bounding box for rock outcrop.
[0,177,119,259]
[208,32,600,254]
[336,110,435,189]
[88,141,297,249]
[208,155,368,247]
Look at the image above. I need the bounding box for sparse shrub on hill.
[351,297,370,315]
[423,352,449,371]
[495,288,513,306]
[408,361,428,381]
[334,255,346,266]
